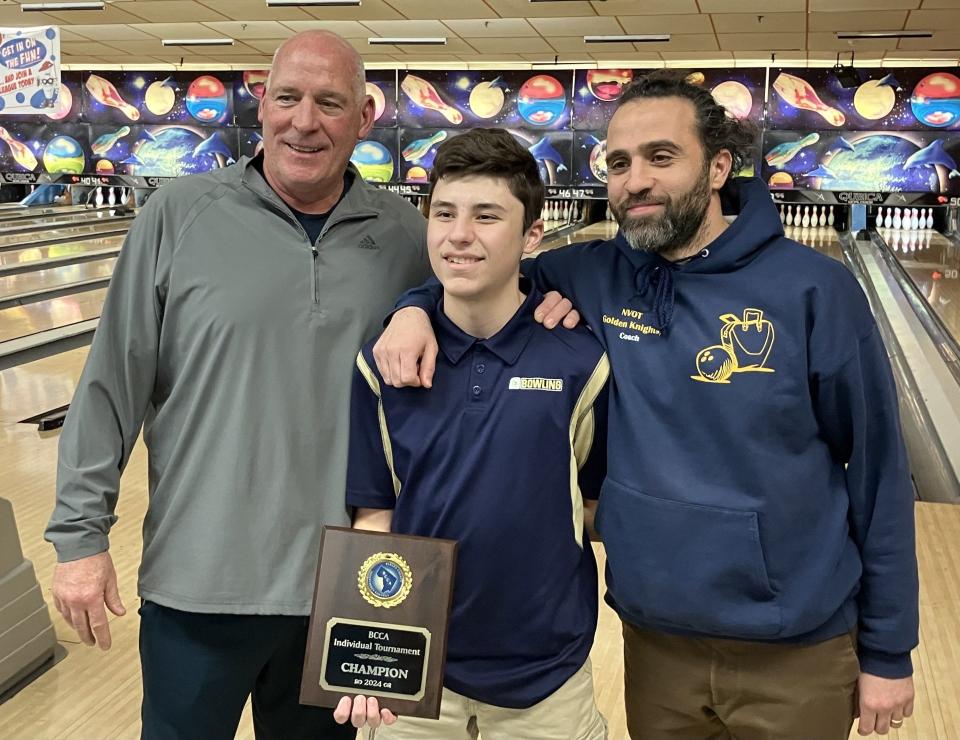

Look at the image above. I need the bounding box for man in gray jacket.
[45,31,430,740]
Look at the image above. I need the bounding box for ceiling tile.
[0,7,59,24]
[201,22,293,40]
[194,0,312,21]
[906,9,960,28]
[806,32,899,50]
[279,21,372,37]
[711,13,805,34]
[808,11,909,31]
[383,0,496,19]
[529,16,624,37]
[114,1,229,23]
[660,51,735,61]
[303,0,404,21]
[45,5,151,24]
[362,19,452,36]
[809,0,919,9]
[718,32,805,50]
[445,19,535,37]
[551,38,637,54]
[700,0,803,10]
[642,34,720,52]
[130,23,231,39]
[59,24,157,41]
[469,37,557,54]
[485,0,597,18]
[593,0,699,13]
[364,38,476,54]
[898,29,960,48]
[618,14,715,34]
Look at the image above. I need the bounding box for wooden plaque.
[300,526,457,719]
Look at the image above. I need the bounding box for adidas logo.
[358,235,379,250]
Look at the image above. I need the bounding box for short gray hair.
[267,31,366,105]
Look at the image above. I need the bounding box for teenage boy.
[336,128,609,740]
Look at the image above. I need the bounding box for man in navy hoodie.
[372,71,919,739]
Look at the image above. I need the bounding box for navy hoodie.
[397,177,919,678]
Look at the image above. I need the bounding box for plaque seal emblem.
[358,552,413,608]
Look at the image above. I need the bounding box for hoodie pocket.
[597,478,782,638]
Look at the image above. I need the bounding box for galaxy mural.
[233,69,268,128]
[81,71,234,128]
[768,68,960,131]
[87,124,238,178]
[761,129,960,196]
[398,70,572,130]
[366,70,398,129]
[572,68,765,130]
[350,128,399,183]
[0,121,89,175]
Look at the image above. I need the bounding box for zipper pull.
[311,245,318,260]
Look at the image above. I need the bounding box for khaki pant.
[622,622,859,740]
[376,659,607,740]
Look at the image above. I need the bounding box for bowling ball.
[185,75,229,123]
[42,135,85,175]
[711,80,753,120]
[129,126,224,177]
[45,83,73,121]
[910,72,960,128]
[366,82,386,121]
[351,140,394,183]
[406,165,428,183]
[243,70,268,100]
[768,171,794,189]
[145,80,176,116]
[695,345,735,383]
[589,139,607,183]
[518,75,566,126]
[95,159,115,174]
[586,69,633,102]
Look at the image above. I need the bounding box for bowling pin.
[95,187,104,207]
[785,205,793,226]
[779,205,785,224]
[562,200,569,222]
[910,208,919,230]
[893,208,902,230]
[827,205,835,227]
[605,203,612,221]
[801,206,810,228]
[819,205,827,227]
[876,207,884,229]
[925,208,934,229]
[108,186,116,206]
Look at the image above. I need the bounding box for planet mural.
[243,70,268,100]
[768,171,794,189]
[45,83,73,121]
[351,140,394,182]
[96,159,115,174]
[366,82,386,121]
[42,135,85,175]
[185,75,229,123]
[469,79,505,119]
[910,73,960,128]
[586,69,633,102]
[406,165,428,183]
[711,81,752,120]
[145,79,176,116]
[854,79,896,121]
[518,75,566,126]
[128,126,227,177]
[589,138,607,183]
[814,134,940,192]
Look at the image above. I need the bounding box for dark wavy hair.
[428,128,545,233]
[617,70,758,174]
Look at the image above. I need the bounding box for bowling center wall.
[1,66,959,207]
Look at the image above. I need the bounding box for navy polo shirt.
[347,284,609,709]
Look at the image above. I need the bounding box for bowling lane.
[783,224,845,262]
[880,228,960,341]
[0,287,106,345]
[536,218,619,254]
[0,234,124,273]
[0,220,129,252]
[0,209,133,236]
[0,258,116,304]
[0,203,118,223]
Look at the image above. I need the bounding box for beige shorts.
[375,659,607,740]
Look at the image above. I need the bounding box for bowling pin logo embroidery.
[692,309,776,384]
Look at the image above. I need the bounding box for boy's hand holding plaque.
[301,526,457,720]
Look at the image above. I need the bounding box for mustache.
[617,193,668,209]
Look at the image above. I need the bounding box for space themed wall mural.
[764,67,960,199]
[1,63,958,200]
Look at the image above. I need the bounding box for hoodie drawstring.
[635,261,675,333]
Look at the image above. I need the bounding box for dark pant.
[139,601,357,740]
[622,621,859,740]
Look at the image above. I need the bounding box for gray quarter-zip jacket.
[45,155,431,614]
